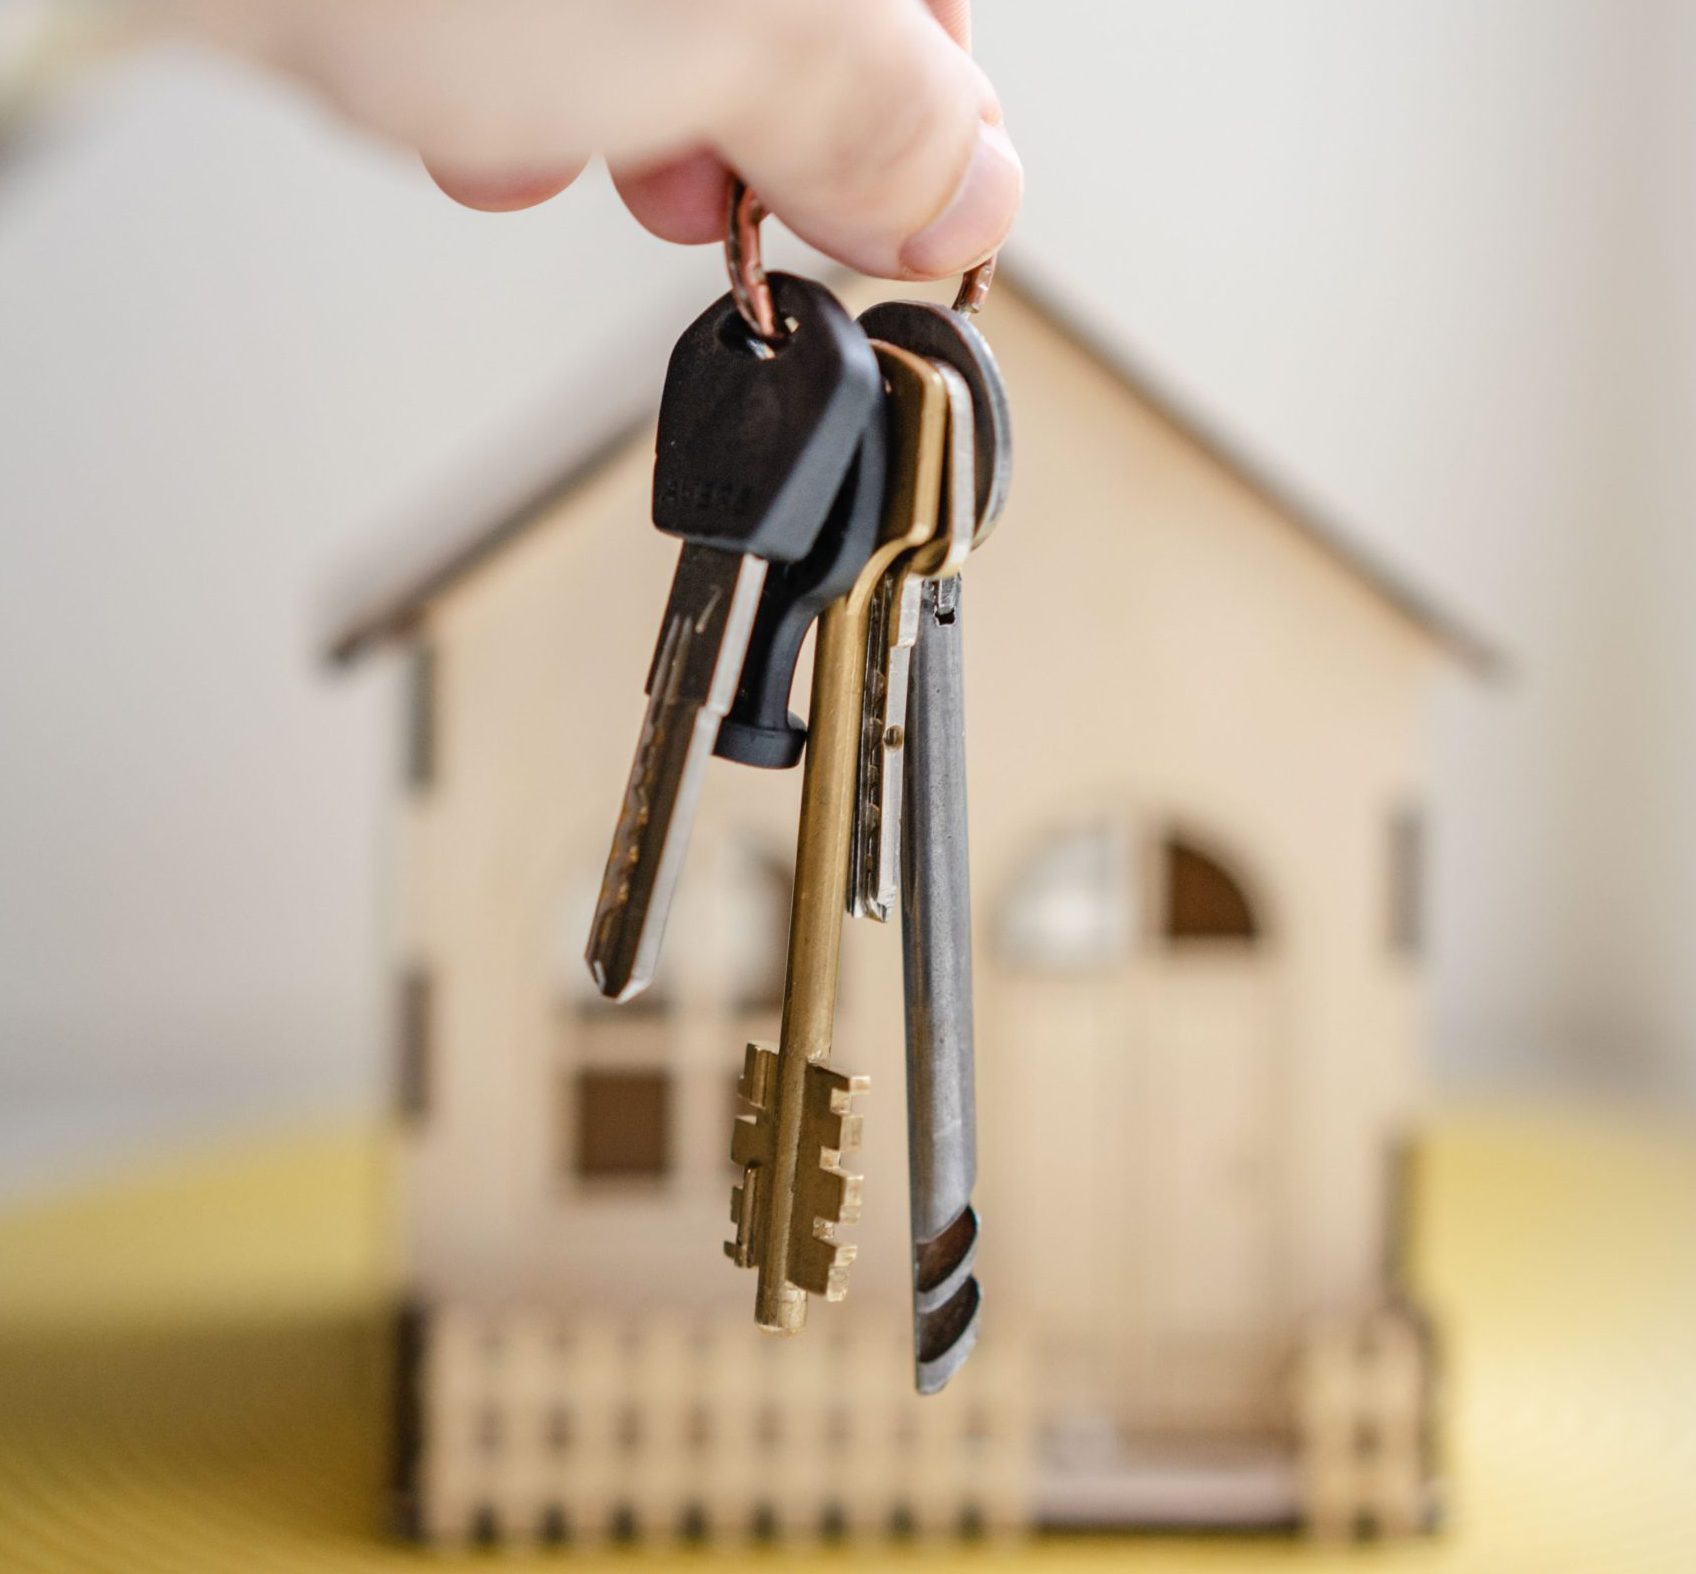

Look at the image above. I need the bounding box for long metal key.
[902,574,982,1393]
[727,342,950,1333]
[585,275,880,1001]
[858,300,1013,1391]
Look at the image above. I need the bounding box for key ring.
[951,256,996,316]
[726,178,999,351]
[726,179,784,356]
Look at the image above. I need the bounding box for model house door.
[1125,959,1280,1435]
[991,822,1282,1440]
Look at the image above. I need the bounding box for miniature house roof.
[325,270,1502,674]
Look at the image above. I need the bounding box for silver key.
[852,309,1009,1393]
[850,362,974,922]
[586,546,766,1002]
[585,273,883,1002]
[902,574,983,1394]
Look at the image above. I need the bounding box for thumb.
[723,0,1021,279]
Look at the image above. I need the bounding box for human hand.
[151,0,1021,281]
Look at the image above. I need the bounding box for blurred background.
[3,0,1693,1196]
[3,2,1695,1566]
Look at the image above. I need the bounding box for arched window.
[998,820,1133,970]
[1163,836,1259,942]
[997,820,1266,968]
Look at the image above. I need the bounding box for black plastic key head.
[713,394,889,769]
[654,274,881,563]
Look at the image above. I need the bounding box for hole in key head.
[715,308,798,358]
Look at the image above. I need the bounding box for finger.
[723,0,1020,279]
[925,0,972,49]
[423,157,589,212]
[611,149,730,245]
[170,0,1019,278]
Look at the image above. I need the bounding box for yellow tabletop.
[1,1108,1693,1572]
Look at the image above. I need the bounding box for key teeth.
[803,1066,869,1155]
[725,1050,868,1303]
[737,1040,779,1109]
[728,1114,764,1170]
[726,1167,764,1270]
[825,1244,858,1302]
[792,1233,858,1300]
[726,1043,779,1272]
[786,1061,868,1299]
[835,1171,864,1226]
[807,1165,856,1224]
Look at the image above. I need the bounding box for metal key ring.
[726,178,998,349]
[726,180,784,356]
[951,256,996,316]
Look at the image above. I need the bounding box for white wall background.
[1,2,1691,1191]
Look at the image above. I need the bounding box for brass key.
[728,343,950,1333]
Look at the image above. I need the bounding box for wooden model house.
[328,275,1495,1547]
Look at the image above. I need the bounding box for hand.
[151,0,1022,281]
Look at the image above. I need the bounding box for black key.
[586,276,880,1002]
[655,275,882,557]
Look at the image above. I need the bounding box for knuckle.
[752,0,972,229]
[844,71,964,224]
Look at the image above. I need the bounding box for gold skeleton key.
[728,342,950,1333]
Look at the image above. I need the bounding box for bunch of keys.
[586,183,1011,1395]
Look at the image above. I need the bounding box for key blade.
[902,575,982,1390]
[850,569,923,922]
[585,547,767,1001]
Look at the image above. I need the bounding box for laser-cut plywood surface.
[0,1110,1692,1571]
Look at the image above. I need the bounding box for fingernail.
[899,120,1023,279]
